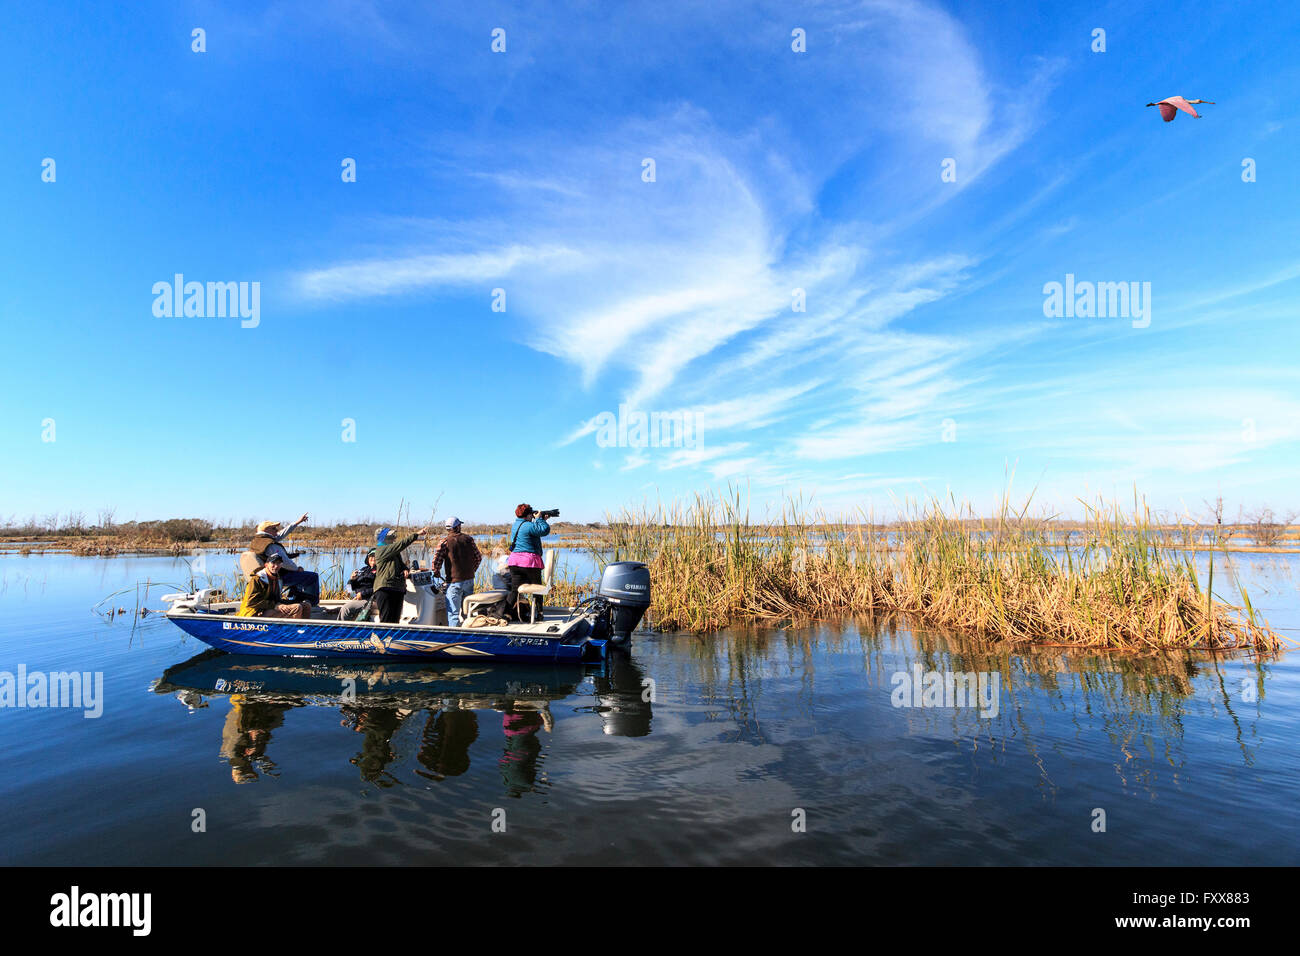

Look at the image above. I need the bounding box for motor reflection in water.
[153,648,654,791]
[587,652,653,737]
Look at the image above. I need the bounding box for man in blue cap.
[372,525,427,624]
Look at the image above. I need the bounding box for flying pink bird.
[1146,96,1215,121]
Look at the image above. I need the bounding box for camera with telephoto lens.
[536,508,560,520]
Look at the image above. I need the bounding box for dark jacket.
[373,533,418,592]
[348,559,376,599]
[433,531,482,583]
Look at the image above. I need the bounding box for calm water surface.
[1,551,1298,865]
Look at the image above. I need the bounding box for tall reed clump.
[593,489,1282,654]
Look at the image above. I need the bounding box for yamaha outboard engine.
[597,561,651,644]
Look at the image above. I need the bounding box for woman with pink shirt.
[505,503,551,620]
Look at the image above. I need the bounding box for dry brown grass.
[591,491,1285,654]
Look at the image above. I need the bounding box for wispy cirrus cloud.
[293,244,584,300]
[285,0,1062,490]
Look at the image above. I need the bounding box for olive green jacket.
[373,533,419,592]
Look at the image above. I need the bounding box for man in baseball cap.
[433,517,481,627]
[237,552,312,619]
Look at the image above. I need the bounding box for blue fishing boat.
[162,561,650,663]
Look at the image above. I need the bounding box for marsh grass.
[592,490,1284,654]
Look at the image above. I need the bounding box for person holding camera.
[340,549,378,621]
[506,503,556,620]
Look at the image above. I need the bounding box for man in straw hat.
[250,512,319,606]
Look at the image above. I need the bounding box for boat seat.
[517,549,557,623]
[462,590,508,620]
[237,550,262,577]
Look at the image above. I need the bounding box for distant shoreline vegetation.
[2,504,1295,556]
[0,515,604,556]
[7,494,1295,654]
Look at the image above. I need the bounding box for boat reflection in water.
[153,649,653,789]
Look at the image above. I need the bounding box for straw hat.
[255,520,281,534]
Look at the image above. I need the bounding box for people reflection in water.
[198,664,642,791]
[340,705,412,788]
[414,699,553,794]
[220,696,296,784]
[498,702,552,797]
[416,708,480,781]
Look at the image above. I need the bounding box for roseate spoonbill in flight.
[1146,96,1215,121]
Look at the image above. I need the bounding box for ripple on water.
[4,550,1300,864]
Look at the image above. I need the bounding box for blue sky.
[2,0,1297,526]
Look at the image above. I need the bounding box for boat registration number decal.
[223,622,269,632]
[214,678,265,692]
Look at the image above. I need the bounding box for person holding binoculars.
[506,503,558,620]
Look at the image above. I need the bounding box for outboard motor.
[597,561,651,643]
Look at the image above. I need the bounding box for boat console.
[402,569,448,626]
